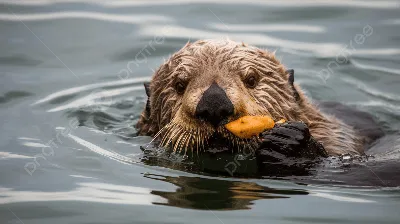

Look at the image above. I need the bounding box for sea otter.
[136,39,381,159]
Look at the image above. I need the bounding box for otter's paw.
[258,121,328,159]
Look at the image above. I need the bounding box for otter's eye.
[244,74,258,88]
[175,81,186,94]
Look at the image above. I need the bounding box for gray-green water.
[1,0,400,223]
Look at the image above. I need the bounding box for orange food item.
[225,116,275,139]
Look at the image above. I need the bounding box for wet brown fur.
[136,39,363,156]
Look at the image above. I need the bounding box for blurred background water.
[1,0,400,223]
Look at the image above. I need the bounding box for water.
[1,0,400,223]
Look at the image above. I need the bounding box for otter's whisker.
[160,123,175,147]
[234,137,238,152]
[173,127,185,153]
[244,138,251,154]
[198,129,203,154]
[163,124,179,149]
[201,131,205,152]
[203,133,209,151]
[229,134,236,152]
[203,131,210,152]
[190,129,195,154]
[184,129,191,155]
[198,130,202,152]
[236,138,241,153]
[202,132,207,152]
[184,131,192,155]
[189,130,196,153]
[145,123,170,149]
[190,132,195,155]
[230,135,235,153]
[169,128,179,152]
[183,128,193,154]
[152,123,170,143]
[195,129,199,156]
[178,131,188,154]
[183,131,191,154]
[180,127,190,154]
[241,139,246,153]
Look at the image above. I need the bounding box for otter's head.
[137,39,302,153]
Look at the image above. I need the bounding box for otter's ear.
[144,82,151,97]
[286,69,300,101]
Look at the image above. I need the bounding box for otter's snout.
[195,82,234,127]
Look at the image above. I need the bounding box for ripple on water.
[0,11,174,24]
[342,77,400,103]
[1,0,399,8]
[30,76,149,142]
[351,59,400,76]
[137,24,400,58]
[0,91,33,104]
[0,54,42,66]
[32,77,150,106]
[209,23,326,33]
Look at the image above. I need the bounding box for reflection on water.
[145,173,308,210]
[0,182,165,205]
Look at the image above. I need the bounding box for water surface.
[1,0,400,223]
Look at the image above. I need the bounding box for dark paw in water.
[258,121,328,160]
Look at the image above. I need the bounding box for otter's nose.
[195,82,234,127]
